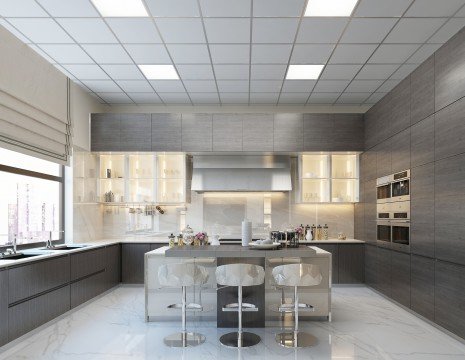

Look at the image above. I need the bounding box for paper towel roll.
[242,220,252,247]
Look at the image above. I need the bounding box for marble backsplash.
[74,191,354,242]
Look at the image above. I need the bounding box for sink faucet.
[45,232,54,249]
[13,234,17,254]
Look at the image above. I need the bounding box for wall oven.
[376,175,392,203]
[377,221,392,248]
[391,170,410,202]
[391,221,410,251]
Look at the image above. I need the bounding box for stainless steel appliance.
[376,220,391,248]
[376,175,392,203]
[391,170,410,202]
[391,221,410,251]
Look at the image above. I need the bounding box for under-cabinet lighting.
[138,64,180,80]
[305,0,358,17]
[286,65,324,80]
[91,0,148,17]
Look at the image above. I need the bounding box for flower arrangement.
[195,231,208,245]
[295,226,304,235]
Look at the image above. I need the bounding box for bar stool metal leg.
[164,286,206,348]
[219,286,261,348]
[275,286,318,348]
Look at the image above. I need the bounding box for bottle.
[305,224,310,239]
[177,234,183,247]
[311,224,316,240]
[316,225,322,240]
[168,233,175,248]
[323,224,329,240]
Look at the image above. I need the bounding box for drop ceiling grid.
[0,0,463,105]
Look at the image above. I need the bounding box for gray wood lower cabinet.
[0,269,8,347]
[106,244,121,290]
[122,243,151,284]
[314,244,338,284]
[410,255,434,321]
[71,247,106,281]
[390,250,410,308]
[365,244,377,289]
[71,272,106,308]
[338,244,364,284]
[8,285,70,341]
[377,247,392,297]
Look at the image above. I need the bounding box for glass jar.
[182,225,194,246]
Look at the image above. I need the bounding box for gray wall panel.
[151,113,182,151]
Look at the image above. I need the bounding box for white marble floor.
[1,286,464,360]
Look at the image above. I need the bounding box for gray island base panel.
[145,245,331,328]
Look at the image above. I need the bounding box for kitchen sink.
[0,253,42,260]
[38,244,89,251]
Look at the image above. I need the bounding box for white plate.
[248,242,280,250]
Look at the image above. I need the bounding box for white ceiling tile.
[82,80,121,92]
[407,44,442,63]
[251,64,287,79]
[314,80,351,92]
[385,18,447,43]
[253,18,299,43]
[150,80,185,92]
[330,44,377,64]
[145,0,199,17]
[250,80,283,92]
[214,65,249,79]
[57,18,117,43]
[354,0,411,17]
[200,0,250,17]
[249,93,279,104]
[98,92,133,104]
[106,18,161,43]
[320,65,363,80]
[28,45,56,63]
[127,92,162,104]
[62,64,110,79]
[279,93,309,104]
[183,80,217,92]
[291,44,335,64]
[340,18,397,43]
[7,18,73,43]
[177,64,214,79]
[252,44,292,64]
[101,64,144,80]
[356,64,399,79]
[346,80,384,92]
[210,45,249,64]
[220,93,249,103]
[456,5,465,15]
[0,19,31,43]
[124,44,171,64]
[82,44,132,64]
[156,18,205,43]
[40,44,93,63]
[204,18,250,43]
[167,44,210,64]
[297,18,348,43]
[253,0,306,17]
[365,92,387,104]
[368,44,421,63]
[336,92,371,104]
[377,79,401,92]
[405,0,465,17]
[116,80,153,92]
[282,80,316,92]
[189,92,220,104]
[37,0,99,17]
[308,92,340,104]
[158,92,191,104]
[428,18,465,43]
[217,80,249,92]
[0,0,48,17]
[390,64,420,79]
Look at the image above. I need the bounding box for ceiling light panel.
[37,0,100,17]
[139,65,180,80]
[90,0,148,17]
[305,0,359,17]
[286,65,324,80]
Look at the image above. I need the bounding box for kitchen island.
[145,245,331,327]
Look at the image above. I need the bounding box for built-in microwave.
[391,170,410,202]
[391,220,410,252]
[377,221,391,248]
[376,175,392,203]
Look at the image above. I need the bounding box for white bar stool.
[216,263,265,348]
[272,263,322,348]
[158,263,209,347]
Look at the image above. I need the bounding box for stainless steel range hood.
[191,155,292,192]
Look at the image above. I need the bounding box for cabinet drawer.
[71,271,106,308]
[8,256,70,304]
[71,248,106,281]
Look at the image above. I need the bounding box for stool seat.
[272,263,322,287]
[216,263,265,287]
[158,263,209,287]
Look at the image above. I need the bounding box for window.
[0,148,63,246]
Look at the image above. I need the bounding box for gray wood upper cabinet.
[375,139,392,178]
[122,243,151,284]
[364,105,380,150]
[435,27,465,112]
[410,56,434,125]
[411,255,434,321]
[390,128,410,174]
[212,114,243,151]
[434,260,465,339]
[273,114,303,152]
[91,114,121,152]
[120,114,151,151]
[303,114,332,151]
[242,114,273,151]
[390,250,410,308]
[411,163,434,224]
[338,244,364,284]
[0,270,8,347]
[181,114,213,151]
[70,247,106,281]
[8,256,70,304]
[151,113,182,151]
[332,114,364,151]
[354,203,365,241]
[389,77,411,134]
[411,115,434,168]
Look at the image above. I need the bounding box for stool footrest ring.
[222,303,258,312]
[277,303,314,313]
[167,303,203,311]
